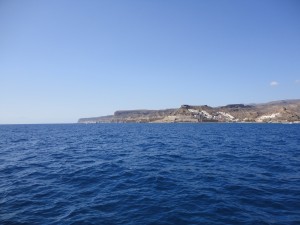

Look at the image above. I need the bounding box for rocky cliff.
[78,99,300,123]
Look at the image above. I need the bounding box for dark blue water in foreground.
[1,124,300,224]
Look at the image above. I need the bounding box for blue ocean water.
[0,124,299,225]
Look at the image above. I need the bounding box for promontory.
[78,99,300,124]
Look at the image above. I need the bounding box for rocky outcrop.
[78,99,300,123]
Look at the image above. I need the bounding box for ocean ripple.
[0,123,300,224]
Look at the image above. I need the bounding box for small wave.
[0,124,299,224]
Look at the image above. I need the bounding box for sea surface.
[0,123,299,225]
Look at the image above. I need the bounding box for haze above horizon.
[1,0,299,124]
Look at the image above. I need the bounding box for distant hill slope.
[78,99,300,123]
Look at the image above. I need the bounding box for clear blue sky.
[0,0,299,124]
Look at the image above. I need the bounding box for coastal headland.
[78,99,300,123]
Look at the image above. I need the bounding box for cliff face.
[78,99,300,123]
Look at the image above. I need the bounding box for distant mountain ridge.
[78,99,300,123]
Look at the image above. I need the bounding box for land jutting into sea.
[78,99,300,124]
